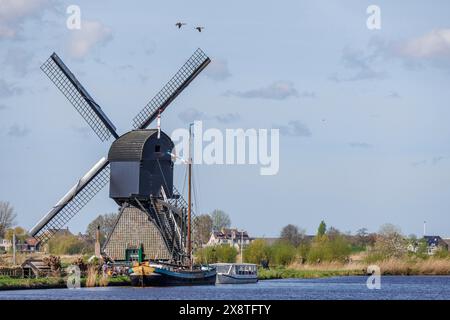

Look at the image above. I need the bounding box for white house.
[424,236,448,255]
[408,236,449,255]
[0,239,12,252]
[206,228,252,251]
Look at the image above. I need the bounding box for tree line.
[194,221,448,266]
[1,200,234,256]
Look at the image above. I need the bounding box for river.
[0,276,449,300]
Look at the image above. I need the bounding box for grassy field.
[258,266,365,280]
[0,275,130,291]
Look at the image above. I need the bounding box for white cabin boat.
[212,263,258,284]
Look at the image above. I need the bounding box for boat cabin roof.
[211,263,257,266]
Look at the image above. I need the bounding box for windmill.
[30,48,210,264]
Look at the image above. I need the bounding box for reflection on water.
[0,276,450,300]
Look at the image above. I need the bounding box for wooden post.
[95,225,101,257]
[12,232,16,266]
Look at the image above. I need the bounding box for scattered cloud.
[0,0,53,39]
[300,91,316,98]
[143,41,156,56]
[3,47,34,76]
[93,57,107,65]
[178,108,206,123]
[331,46,387,82]
[411,156,447,167]
[204,59,231,81]
[432,156,447,165]
[390,28,450,70]
[138,73,149,83]
[8,124,30,137]
[67,20,113,59]
[349,142,372,148]
[71,125,92,138]
[276,120,311,137]
[364,30,450,70]
[225,81,298,100]
[214,113,240,124]
[411,160,427,167]
[397,29,450,59]
[0,79,23,97]
[178,108,240,124]
[116,64,134,71]
[386,91,400,99]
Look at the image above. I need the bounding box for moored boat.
[129,262,216,287]
[129,124,216,287]
[212,263,258,284]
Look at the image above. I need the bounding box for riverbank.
[2,257,450,289]
[258,257,450,279]
[0,275,130,291]
[258,267,364,280]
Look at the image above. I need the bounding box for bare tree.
[280,224,305,246]
[374,223,406,258]
[193,214,213,245]
[85,213,118,245]
[0,201,17,237]
[210,209,231,232]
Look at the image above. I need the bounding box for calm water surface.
[0,276,449,300]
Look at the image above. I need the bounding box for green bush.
[297,243,310,262]
[243,239,271,265]
[307,235,351,263]
[433,248,450,259]
[195,245,237,264]
[270,241,297,266]
[48,235,93,255]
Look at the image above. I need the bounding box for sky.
[1,0,450,237]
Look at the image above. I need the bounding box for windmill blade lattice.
[132,48,210,130]
[41,53,118,141]
[30,158,110,244]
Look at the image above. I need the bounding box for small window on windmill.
[155,145,161,152]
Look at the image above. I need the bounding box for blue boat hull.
[131,268,216,287]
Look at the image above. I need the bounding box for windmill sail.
[132,48,210,130]
[30,158,110,243]
[41,53,119,141]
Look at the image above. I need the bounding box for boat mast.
[240,230,243,263]
[188,124,193,268]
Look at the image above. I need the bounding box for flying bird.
[195,26,205,32]
[175,22,186,29]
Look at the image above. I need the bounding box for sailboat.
[129,124,216,286]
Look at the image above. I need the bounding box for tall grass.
[375,257,450,275]
[286,257,450,276]
[98,274,109,287]
[86,265,98,287]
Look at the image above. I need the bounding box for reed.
[286,257,450,276]
[376,257,450,275]
[258,266,363,280]
[98,274,109,287]
[288,261,365,272]
[86,265,98,287]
